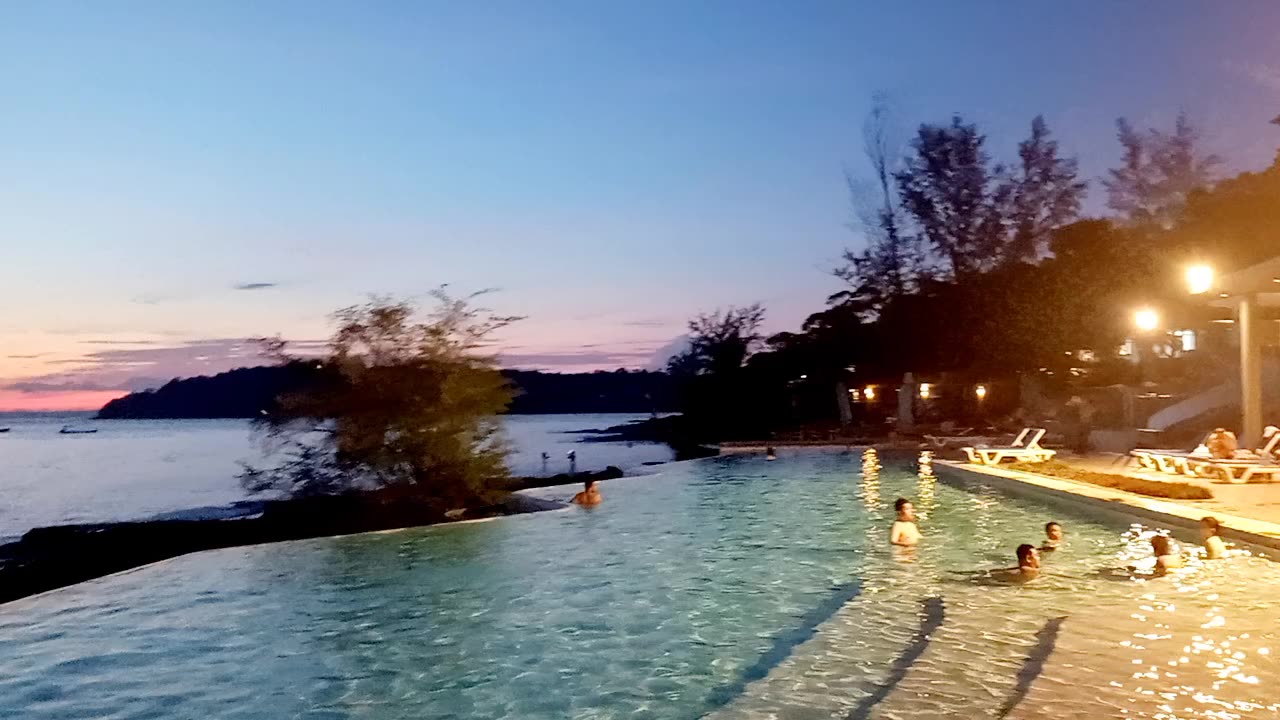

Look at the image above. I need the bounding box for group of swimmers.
[889,495,1232,580]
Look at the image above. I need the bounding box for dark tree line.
[673,103,1275,438]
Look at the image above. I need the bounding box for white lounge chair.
[1188,459,1280,484]
[1186,432,1280,483]
[963,428,1056,465]
[1130,434,1212,476]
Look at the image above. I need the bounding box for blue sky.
[3,1,1279,408]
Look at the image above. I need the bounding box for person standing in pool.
[1042,521,1064,551]
[571,478,602,506]
[1200,517,1228,559]
[890,498,922,546]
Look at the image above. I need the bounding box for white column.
[1239,294,1264,446]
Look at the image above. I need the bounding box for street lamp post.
[1186,264,1262,446]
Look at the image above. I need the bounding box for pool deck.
[938,456,1280,553]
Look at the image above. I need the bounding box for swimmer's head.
[894,497,915,521]
[1045,522,1063,542]
[1016,543,1040,569]
[1200,516,1221,539]
[584,478,597,491]
[1151,534,1177,556]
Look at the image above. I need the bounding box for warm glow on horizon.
[0,389,128,413]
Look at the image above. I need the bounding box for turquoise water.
[2,451,1279,719]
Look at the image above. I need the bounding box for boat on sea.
[59,426,98,435]
[0,427,10,433]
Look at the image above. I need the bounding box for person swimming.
[1151,534,1183,573]
[765,446,777,461]
[571,478,602,506]
[1015,543,1041,579]
[1201,516,1227,559]
[890,497,922,546]
[1042,521,1064,551]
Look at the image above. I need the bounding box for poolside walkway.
[1062,452,1280,526]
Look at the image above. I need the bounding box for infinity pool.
[2,451,1278,719]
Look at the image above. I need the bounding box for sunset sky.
[4,1,1280,410]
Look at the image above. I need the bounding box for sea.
[0,412,672,542]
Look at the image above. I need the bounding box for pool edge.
[936,460,1280,554]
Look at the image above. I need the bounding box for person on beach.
[765,446,777,461]
[1042,521,1064,551]
[1200,516,1227,559]
[571,478,602,506]
[890,498,922,546]
[1151,534,1183,573]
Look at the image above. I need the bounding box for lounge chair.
[1185,432,1280,483]
[923,427,1001,449]
[962,428,1056,465]
[1129,434,1212,475]
[1140,430,1280,478]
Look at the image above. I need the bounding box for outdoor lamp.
[1134,308,1160,333]
[1186,264,1214,295]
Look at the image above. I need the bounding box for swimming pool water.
[1,450,1278,719]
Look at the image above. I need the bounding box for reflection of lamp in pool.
[916,450,936,513]
[860,448,881,510]
[919,383,932,400]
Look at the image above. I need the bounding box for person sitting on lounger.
[1042,521,1064,551]
[1206,428,1238,460]
[571,478,602,506]
[1151,534,1183,573]
[1200,516,1228,559]
[890,498,922,546]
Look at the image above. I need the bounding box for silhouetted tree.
[1003,116,1087,264]
[896,116,1006,278]
[668,304,767,438]
[1104,113,1220,227]
[833,96,929,318]
[241,290,519,505]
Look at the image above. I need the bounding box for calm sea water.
[2,451,1276,719]
[0,412,670,540]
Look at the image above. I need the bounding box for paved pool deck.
[1059,452,1280,526]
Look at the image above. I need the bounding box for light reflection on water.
[1,451,1279,719]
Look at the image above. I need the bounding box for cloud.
[1226,59,1280,93]
[500,346,663,372]
[80,339,164,346]
[6,353,47,359]
[233,282,278,291]
[2,337,322,397]
[621,318,676,328]
[645,335,690,371]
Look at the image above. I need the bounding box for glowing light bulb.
[1186,264,1214,295]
